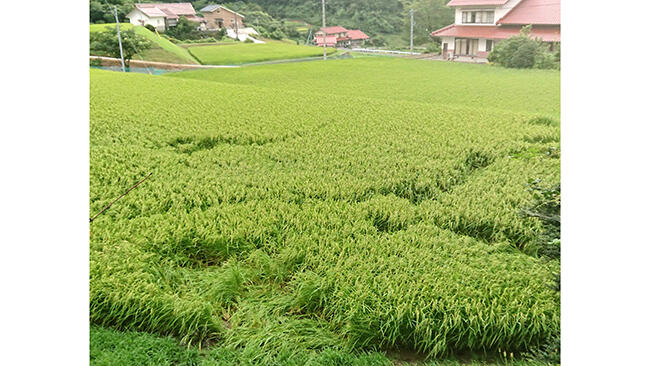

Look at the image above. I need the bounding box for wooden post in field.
[113,6,126,72]
[322,0,327,60]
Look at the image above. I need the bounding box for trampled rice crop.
[187,43,336,65]
[90,58,560,363]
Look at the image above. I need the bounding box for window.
[462,11,495,24]
[486,40,493,52]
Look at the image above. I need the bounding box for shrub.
[366,36,387,47]
[215,27,227,40]
[144,24,156,33]
[488,25,559,69]
[425,42,441,54]
[165,17,205,41]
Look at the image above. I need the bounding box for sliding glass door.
[454,38,479,56]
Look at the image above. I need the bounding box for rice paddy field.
[187,43,336,65]
[90,58,560,365]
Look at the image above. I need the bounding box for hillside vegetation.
[90,58,560,364]
[90,1,455,47]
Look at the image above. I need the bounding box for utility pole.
[321,0,327,60]
[235,14,239,40]
[113,6,126,72]
[409,9,414,53]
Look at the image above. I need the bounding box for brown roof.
[319,26,348,34]
[135,3,196,17]
[497,0,560,25]
[160,8,179,19]
[446,0,509,6]
[200,5,245,18]
[134,5,166,17]
[431,24,560,42]
[347,29,369,40]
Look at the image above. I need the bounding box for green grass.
[187,43,336,65]
[91,326,554,366]
[90,325,201,365]
[90,57,559,363]
[90,23,198,64]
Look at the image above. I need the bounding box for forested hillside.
[90,0,453,45]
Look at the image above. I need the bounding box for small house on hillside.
[430,0,560,61]
[126,3,205,31]
[200,4,245,31]
[313,26,369,48]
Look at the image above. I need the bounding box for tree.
[400,0,454,46]
[90,26,152,67]
[89,0,132,24]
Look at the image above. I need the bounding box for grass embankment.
[90,23,198,64]
[90,58,560,364]
[187,42,336,65]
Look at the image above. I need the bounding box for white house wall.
[126,9,166,31]
[441,36,455,51]
[453,0,523,25]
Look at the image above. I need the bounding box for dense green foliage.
[400,0,454,45]
[165,16,208,41]
[187,43,335,65]
[90,0,132,24]
[488,26,560,69]
[90,25,152,66]
[90,58,559,363]
[242,0,403,35]
[90,23,199,64]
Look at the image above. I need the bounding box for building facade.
[431,0,560,61]
[200,5,245,30]
[313,26,369,48]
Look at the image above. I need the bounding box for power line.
[89,173,153,223]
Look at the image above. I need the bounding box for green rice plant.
[187,43,336,65]
[285,224,559,357]
[90,242,229,346]
[169,57,560,118]
[90,57,560,361]
[417,156,560,253]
